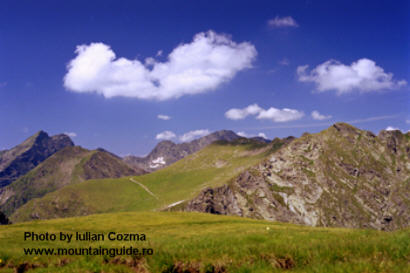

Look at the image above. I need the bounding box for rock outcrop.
[0,131,74,187]
[186,123,410,230]
[0,211,10,225]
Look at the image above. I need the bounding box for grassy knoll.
[12,142,271,222]
[0,212,409,272]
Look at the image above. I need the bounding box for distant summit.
[124,130,241,172]
[0,131,74,187]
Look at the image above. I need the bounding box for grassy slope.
[3,145,143,219]
[0,147,93,216]
[0,212,409,273]
[12,142,271,222]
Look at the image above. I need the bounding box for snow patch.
[149,157,166,168]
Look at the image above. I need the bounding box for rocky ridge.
[0,131,74,187]
[123,130,242,172]
[0,145,145,216]
[186,123,410,230]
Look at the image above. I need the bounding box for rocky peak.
[51,134,74,146]
[197,130,239,143]
[331,122,361,136]
[153,140,177,150]
[32,130,48,139]
[0,131,74,187]
[123,130,240,172]
[378,129,404,140]
[185,123,410,231]
[378,129,406,155]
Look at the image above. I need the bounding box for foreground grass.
[1,212,409,272]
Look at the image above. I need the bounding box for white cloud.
[268,16,299,28]
[64,31,257,100]
[311,110,332,120]
[225,104,263,120]
[297,58,407,94]
[258,132,268,139]
[64,132,77,138]
[157,114,171,120]
[406,119,410,124]
[236,131,268,139]
[179,129,210,142]
[226,104,304,122]
[257,107,304,122]
[236,131,248,137]
[156,50,163,57]
[156,131,176,140]
[385,126,399,131]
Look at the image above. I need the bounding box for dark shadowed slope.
[0,131,74,187]
[0,146,145,216]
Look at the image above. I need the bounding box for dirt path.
[129,178,159,200]
[166,200,185,209]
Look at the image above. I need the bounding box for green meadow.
[0,212,409,272]
[12,142,271,222]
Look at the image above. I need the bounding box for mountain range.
[0,124,409,231]
[123,130,242,172]
[0,145,146,217]
[0,129,246,221]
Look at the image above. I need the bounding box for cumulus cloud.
[225,104,263,120]
[258,132,268,139]
[268,16,298,28]
[64,132,77,138]
[63,31,257,100]
[157,114,171,120]
[237,131,268,139]
[236,131,248,137]
[226,104,304,122]
[156,131,176,140]
[311,110,332,120]
[385,126,399,131]
[179,129,210,142]
[257,107,304,122]
[297,58,407,94]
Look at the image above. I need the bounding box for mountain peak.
[156,140,176,146]
[0,130,74,187]
[33,130,49,137]
[124,130,241,172]
[331,122,359,133]
[207,130,238,138]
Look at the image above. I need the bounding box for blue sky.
[0,0,409,156]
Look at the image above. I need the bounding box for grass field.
[0,211,409,272]
[12,142,271,222]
